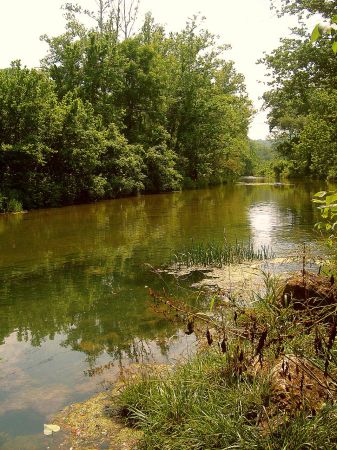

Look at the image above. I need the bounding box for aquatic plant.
[171,240,275,268]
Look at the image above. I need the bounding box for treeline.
[262,0,337,180]
[0,4,252,212]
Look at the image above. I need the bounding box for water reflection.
[0,181,326,447]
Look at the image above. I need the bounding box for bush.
[0,193,23,213]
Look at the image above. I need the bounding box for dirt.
[269,355,333,413]
[281,271,337,310]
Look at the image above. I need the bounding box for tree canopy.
[0,6,253,212]
[261,1,337,179]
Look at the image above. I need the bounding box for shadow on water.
[0,181,329,448]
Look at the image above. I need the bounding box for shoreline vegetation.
[53,242,337,449]
[1,0,336,446]
[1,0,336,214]
[0,8,253,214]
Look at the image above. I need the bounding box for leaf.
[209,296,216,312]
[311,24,321,42]
[44,424,60,436]
[326,194,337,205]
[322,209,329,219]
[313,191,327,198]
[332,15,337,24]
[332,41,337,54]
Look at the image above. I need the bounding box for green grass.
[117,351,269,449]
[115,271,337,449]
[116,349,337,449]
[171,240,274,268]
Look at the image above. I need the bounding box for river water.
[0,181,328,448]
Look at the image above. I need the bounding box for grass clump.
[0,193,23,213]
[171,240,274,268]
[116,348,337,449]
[115,271,337,449]
[117,351,270,449]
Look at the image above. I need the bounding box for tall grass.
[116,351,269,449]
[172,240,274,268]
[116,349,337,450]
[115,271,337,449]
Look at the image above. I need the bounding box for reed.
[172,240,274,268]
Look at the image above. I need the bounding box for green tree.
[271,0,337,19]
[261,2,337,179]
[1,9,253,210]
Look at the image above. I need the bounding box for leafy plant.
[313,190,337,244]
[311,15,337,53]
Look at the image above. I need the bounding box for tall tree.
[63,0,140,39]
[261,2,337,178]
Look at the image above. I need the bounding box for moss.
[54,391,142,449]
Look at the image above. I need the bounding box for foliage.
[311,15,337,53]
[261,2,337,180]
[263,22,337,178]
[313,190,337,244]
[271,0,337,19]
[245,140,278,177]
[0,12,252,210]
[0,194,23,213]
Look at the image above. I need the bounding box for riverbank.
[49,260,337,449]
[114,271,337,449]
[0,182,329,447]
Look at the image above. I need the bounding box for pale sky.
[0,0,308,139]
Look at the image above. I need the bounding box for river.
[0,181,327,448]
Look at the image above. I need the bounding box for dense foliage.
[0,7,252,212]
[262,0,337,179]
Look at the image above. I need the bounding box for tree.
[270,0,337,19]
[0,10,253,210]
[63,0,140,39]
[261,3,337,179]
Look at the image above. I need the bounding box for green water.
[0,182,326,448]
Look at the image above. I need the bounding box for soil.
[282,271,337,310]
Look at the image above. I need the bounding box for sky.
[0,0,307,139]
